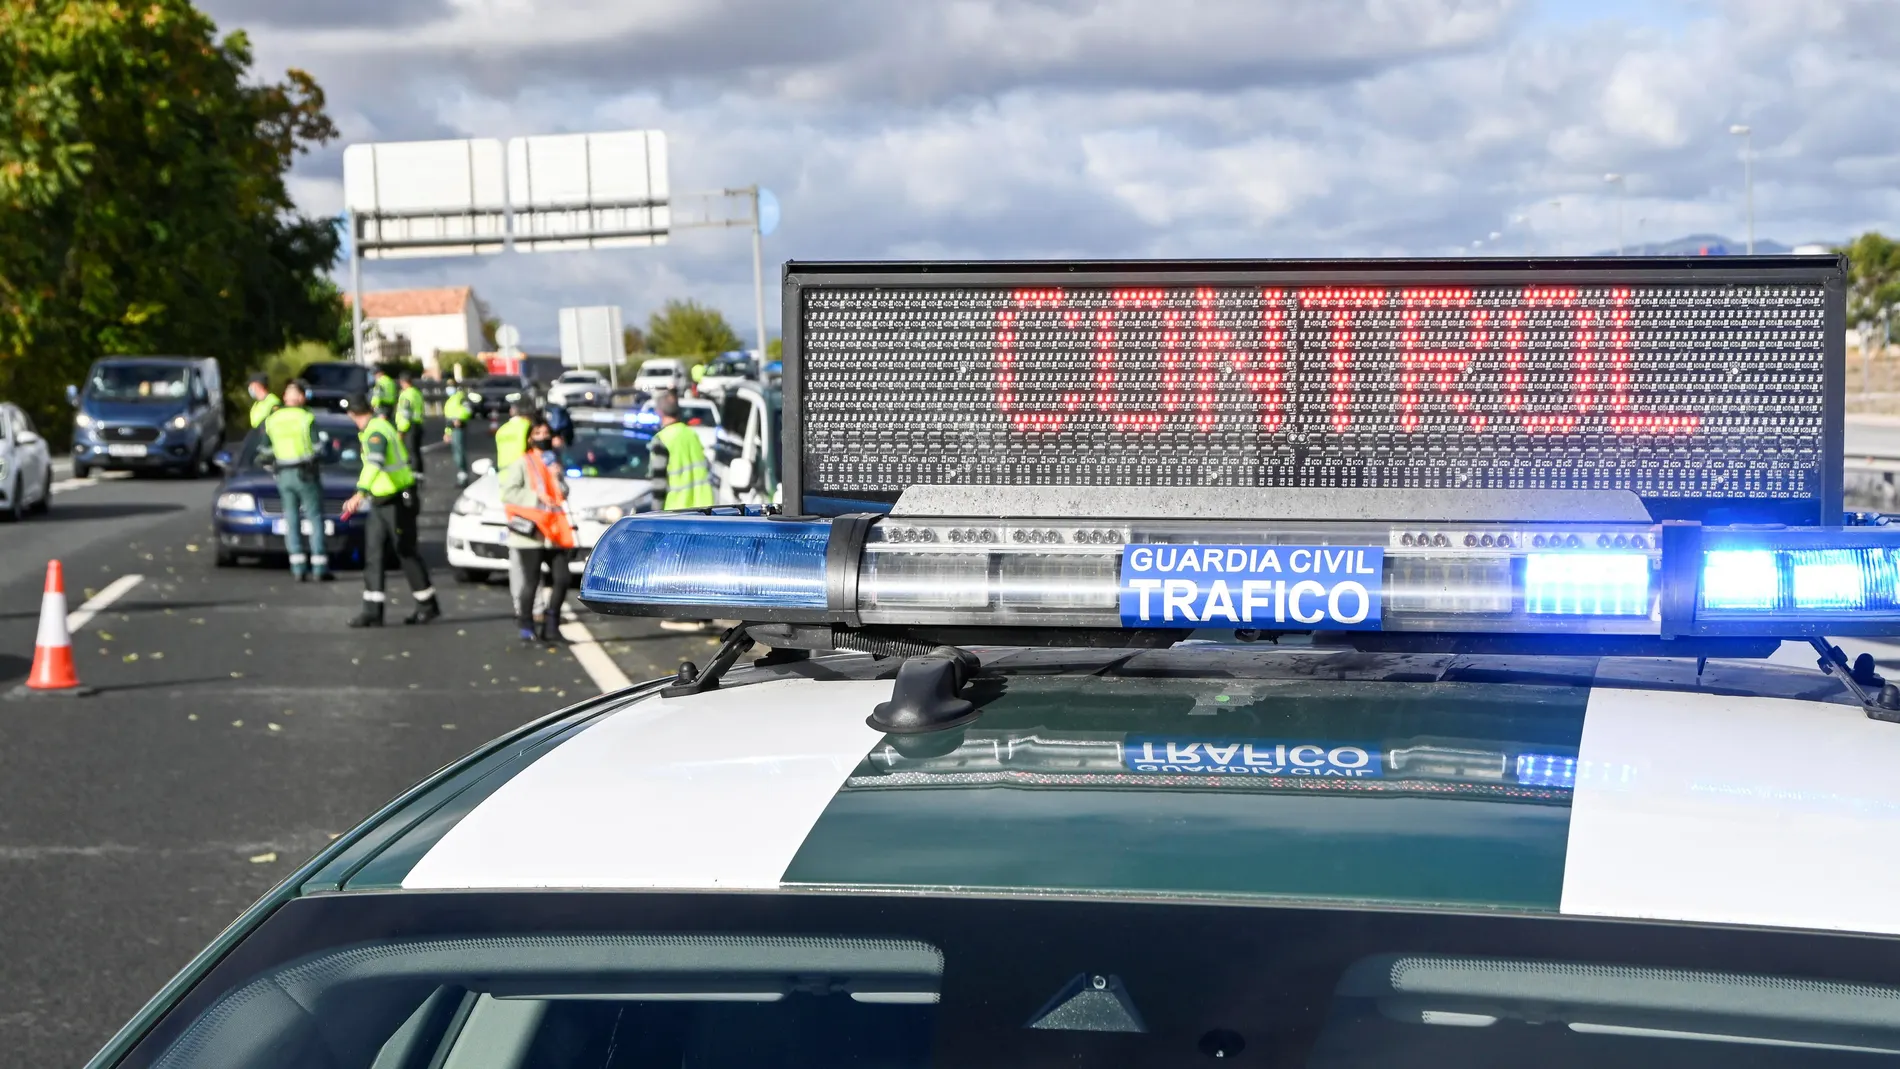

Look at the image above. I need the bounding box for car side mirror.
[470,457,495,476]
[15,430,41,446]
[728,457,756,491]
[65,384,78,407]
[213,449,233,469]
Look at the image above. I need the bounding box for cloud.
[195,0,1900,347]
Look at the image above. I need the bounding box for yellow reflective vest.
[443,388,473,423]
[262,405,317,466]
[250,394,280,428]
[654,420,713,509]
[356,416,414,497]
[395,384,425,432]
[495,415,531,472]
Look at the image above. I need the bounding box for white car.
[445,414,655,580]
[694,351,757,401]
[632,358,689,397]
[545,370,610,410]
[0,402,53,521]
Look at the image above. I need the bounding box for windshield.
[87,363,189,403]
[559,372,602,384]
[707,357,754,377]
[480,376,524,390]
[237,420,362,472]
[560,423,650,480]
[299,363,368,391]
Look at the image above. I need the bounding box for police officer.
[370,367,398,416]
[442,378,474,485]
[649,390,714,509]
[395,369,426,476]
[341,397,440,627]
[494,399,533,473]
[259,380,333,581]
[247,374,279,429]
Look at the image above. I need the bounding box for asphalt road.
[0,423,717,1067]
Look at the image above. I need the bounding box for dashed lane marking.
[67,574,143,633]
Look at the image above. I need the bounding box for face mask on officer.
[529,429,553,451]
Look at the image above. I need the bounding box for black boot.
[539,619,566,643]
[347,601,384,628]
[403,596,441,626]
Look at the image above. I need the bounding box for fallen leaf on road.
[229,671,243,678]
[188,714,199,721]
[122,653,138,662]
[249,852,277,864]
[150,651,163,659]
[83,588,97,599]
[400,651,410,658]
[98,632,112,641]
[231,719,244,727]
[556,690,566,698]
[520,686,542,693]
[191,618,204,625]
[185,544,199,552]
[328,833,340,840]
[442,723,457,730]
[456,629,466,636]
[268,723,281,732]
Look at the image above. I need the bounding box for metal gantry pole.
[349,211,365,365]
[750,186,768,383]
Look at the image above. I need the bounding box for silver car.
[0,402,53,521]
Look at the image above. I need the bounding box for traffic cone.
[22,560,90,697]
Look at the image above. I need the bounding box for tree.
[1839,232,1900,341]
[475,295,501,350]
[622,324,647,356]
[646,299,742,362]
[0,0,342,434]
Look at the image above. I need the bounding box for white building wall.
[371,312,475,372]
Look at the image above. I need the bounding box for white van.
[632,358,689,397]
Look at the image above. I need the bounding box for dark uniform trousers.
[364,489,431,595]
[404,424,426,475]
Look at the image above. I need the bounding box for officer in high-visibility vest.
[247,374,279,429]
[370,368,398,417]
[649,391,714,510]
[340,397,439,628]
[500,416,577,644]
[494,399,533,473]
[259,380,332,582]
[442,379,474,485]
[395,369,427,477]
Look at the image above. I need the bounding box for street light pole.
[1729,124,1753,254]
[1604,173,1626,255]
[750,186,767,383]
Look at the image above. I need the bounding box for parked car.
[632,358,689,398]
[67,356,224,478]
[545,370,611,409]
[711,383,782,507]
[0,401,53,521]
[694,351,757,401]
[210,413,369,567]
[296,361,371,414]
[446,410,656,581]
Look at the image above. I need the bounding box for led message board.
[783,259,1844,524]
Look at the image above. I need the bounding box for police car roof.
[301,643,1900,939]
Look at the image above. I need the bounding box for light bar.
[580,511,1900,642]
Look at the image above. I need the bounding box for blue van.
[68,356,225,478]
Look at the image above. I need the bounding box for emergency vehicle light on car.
[581,510,1900,640]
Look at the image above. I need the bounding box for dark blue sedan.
[211,412,368,567]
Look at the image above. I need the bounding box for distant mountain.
[1594,233,1823,257]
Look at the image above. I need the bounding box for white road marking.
[67,575,143,633]
[401,679,893,889]
[558,610,633,694]
[50,470,130,494]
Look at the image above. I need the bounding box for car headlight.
[73,412,93,429]
[168,414,190,430]
[505,392,521,401]
[451,493,483,516]
[216,492,257,512]
[581,499,642,524]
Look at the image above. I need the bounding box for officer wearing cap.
[649,390,714,510]
[247,374,279,429]
[395,369,427,477]
[341,396,439,627]
[259,380,333,581]
[370,367,398,417]
[442,377,474,486]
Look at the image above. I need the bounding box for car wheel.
[2,478,21,523]
[32,467,50,513]
[454,567,482,584]
[72,459,89,479]
[189,450,211,478]
[215,547,236,567]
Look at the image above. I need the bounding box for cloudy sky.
[198,0,1900,349]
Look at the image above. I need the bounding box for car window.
[719,395,754,437]
[237,421,362,471]
[560,424,650,480]
[123,890,1900,1069]
[300,363,369,391]
[189,373,209,405]
[16,408,35,435]
[88,363,190,402]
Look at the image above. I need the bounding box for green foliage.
[375,357,424,380]
[475,295,500,350]
[0,0,342,436]
[766,337,782,361]
[622,323,647,356]
[436,350,488,382]
[262,340,339,388]
[1840,232,1900,331]
[646,299,742,364]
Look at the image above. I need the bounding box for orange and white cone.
[24,560,89,695]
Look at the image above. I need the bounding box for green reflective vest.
[262,405,317,465]
[371,375,398,411]
[250,394,280,428]
[443,388,473,423]
[356,416,414,497]
[655,420,713,509]
[495,416,531,472]
[395,384,426,431]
